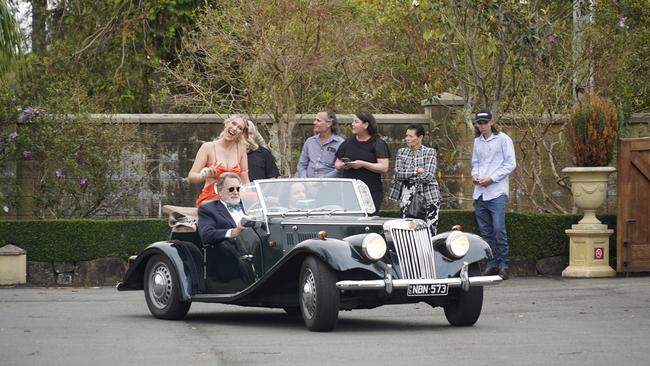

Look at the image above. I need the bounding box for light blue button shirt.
[471,132,516,200]
[296,134,344,178]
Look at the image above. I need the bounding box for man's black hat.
[475,108,492,122]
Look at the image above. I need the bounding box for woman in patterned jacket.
[388,124,441,235]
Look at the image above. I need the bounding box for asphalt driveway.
[1,276,648,366]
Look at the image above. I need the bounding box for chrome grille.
[386,220,436,279]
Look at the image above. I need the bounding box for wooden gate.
[616,137,650,272]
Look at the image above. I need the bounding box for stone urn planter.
[562,167,616,226]
[561,166,616,277]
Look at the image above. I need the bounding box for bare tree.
[161,0,375,175]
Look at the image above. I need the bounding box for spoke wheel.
[299,256,339,332]
[144,254,191,320]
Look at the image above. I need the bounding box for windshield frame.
[240,178,370,225]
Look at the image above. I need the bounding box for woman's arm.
[188,143,210,184]
[350,158,389,173]
[393,149,414,181]
[414,148,437,183]
[239,149,250,184]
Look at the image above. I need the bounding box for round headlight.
[362,233,387,261]
[446,231,470,258]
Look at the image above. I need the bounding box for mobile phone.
[341,157,351,163]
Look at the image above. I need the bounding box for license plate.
[407,283,449,297]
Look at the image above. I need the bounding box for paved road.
[1,276,649,366]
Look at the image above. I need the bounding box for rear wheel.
[443,285,483,326]
[144,254,191,320]
[299,256,340,331]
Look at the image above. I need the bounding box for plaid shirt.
[388,145,441,204]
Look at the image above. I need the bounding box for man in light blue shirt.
[471,108,516,279]
[297,110,344,178]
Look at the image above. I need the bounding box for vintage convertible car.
[117,178,502,331]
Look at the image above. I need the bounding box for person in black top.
[246,120,279,181]
[335,112,390,215]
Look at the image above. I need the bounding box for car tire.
[144,254,191,320]
[299,256,340,332]
[443,285,484,326]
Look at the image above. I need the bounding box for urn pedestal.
[561,167,616,278]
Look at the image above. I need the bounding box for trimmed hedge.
[0,219,169,262]
[0,211,617,262]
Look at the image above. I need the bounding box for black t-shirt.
[336,136,390,193]
[247,147,279,181]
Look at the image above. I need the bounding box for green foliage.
[21,110,143,218]
[9,109,144,218]
[0,219,169,262]
[7,0,205,113]
[566,95,621,166]
[413,0,560,112]
[587,1,650,113]
[0,0,21,74]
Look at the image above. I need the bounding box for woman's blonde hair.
[247,120,272,151]
[219,115,251,150]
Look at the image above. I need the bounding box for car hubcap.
[149,263,172,309]
[301,269,316,319]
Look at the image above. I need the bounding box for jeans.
[474,194,509,269]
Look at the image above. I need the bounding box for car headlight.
[362,233,387,261]
[446,231,470,259]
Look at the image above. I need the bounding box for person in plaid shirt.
[388,124,441,235]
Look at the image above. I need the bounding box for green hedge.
[0,212,617,262]
[0,219,169,262]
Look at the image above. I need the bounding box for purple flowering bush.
[3,107,142,218]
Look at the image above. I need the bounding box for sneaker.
[498,268,510,280]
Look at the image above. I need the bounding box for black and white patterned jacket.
[388,145,441,204]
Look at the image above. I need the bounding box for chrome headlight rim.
[446,231,470,259]
[362,233,387,261]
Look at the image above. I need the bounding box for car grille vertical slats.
[390,226,436,280]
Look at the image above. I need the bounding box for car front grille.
[385,220,436,279]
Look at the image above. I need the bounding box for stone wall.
[6,102,650,219]
[26,257,127,287]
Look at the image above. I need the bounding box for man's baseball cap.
[475,108,492,122]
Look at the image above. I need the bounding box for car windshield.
[240,179,366,216]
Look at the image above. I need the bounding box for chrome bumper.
[336,262,502,294]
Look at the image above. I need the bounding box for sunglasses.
[227,186,241,192]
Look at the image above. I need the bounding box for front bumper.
[336,262,502,294]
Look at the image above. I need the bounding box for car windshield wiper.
[305,208,349,216]
[281,208,306,217]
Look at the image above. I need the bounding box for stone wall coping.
[87,113,430,125]
[0,244,26,255]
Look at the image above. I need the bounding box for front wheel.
[443,286,484,326]
[144,254,191,320]
[299,256,340,331]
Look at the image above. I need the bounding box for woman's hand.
[200,167,215,178]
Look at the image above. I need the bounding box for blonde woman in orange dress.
[188,115,250,207]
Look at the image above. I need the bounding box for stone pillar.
[563,224,616,277]
[0,244,27,285]
[421,93,473,209]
